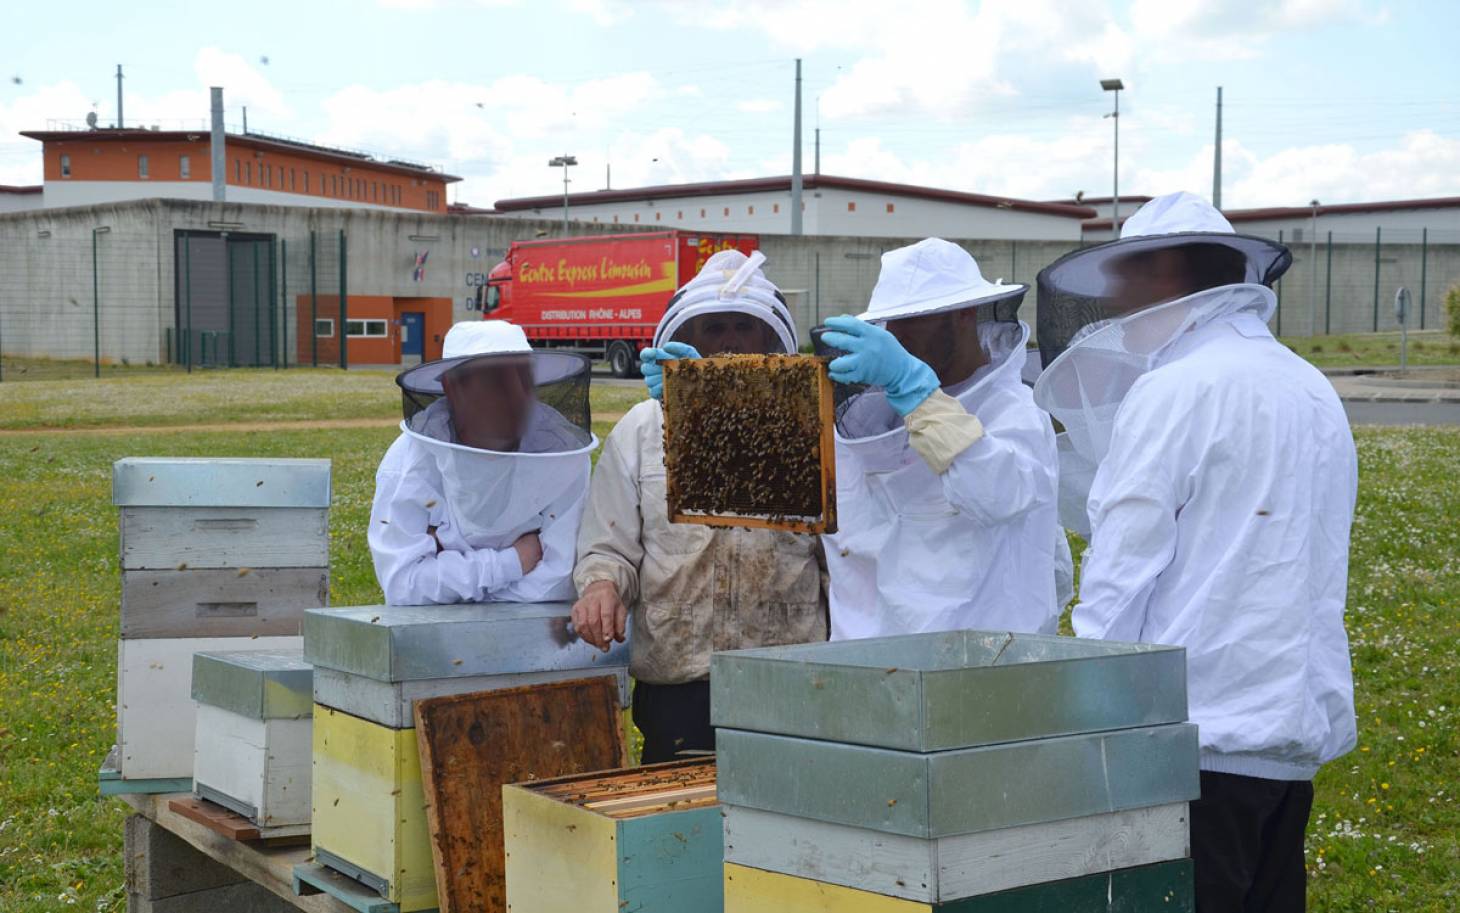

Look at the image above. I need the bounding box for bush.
[1447,285,1460,339]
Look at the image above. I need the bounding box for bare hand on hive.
[571,580,627,651]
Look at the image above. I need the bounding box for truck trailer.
[481,231,759,376]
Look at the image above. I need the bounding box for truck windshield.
[485,283,501,312]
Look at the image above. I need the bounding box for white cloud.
[736,98,782,114]
[569,0,634,26]
[195,48,292,122]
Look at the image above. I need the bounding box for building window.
[613,215,619,223]
[235,159,241,182]
[138,154,149,179]
[60,154,71,178]
[677,210,683,219]
[886,202,895,213]
[303,172,309,193]
[748,205,754,215]
[655,212,662,221]
[346,319,387,337]
[267,164,274,188]
[634,213,640,223]
[314,319,335,338]
[331,175,338,195]
[245,161,252,184]
[847,201,856,212]
[426,190,440,209]
[700,208,706,218]
[723,207,730,216]
[179,155,191,179]
[773,203,780,214]
[290,168,296,191]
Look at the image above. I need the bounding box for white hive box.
[110,458,330,786]
[192,649,314,832]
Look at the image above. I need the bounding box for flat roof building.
[19,127,459,213]
[495,175,1097,241]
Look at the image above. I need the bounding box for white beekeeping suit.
[369,321,597,605]
[819,239,1067,640]
[1033,191,1357,781]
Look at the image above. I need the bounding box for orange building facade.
[22,128,457,213]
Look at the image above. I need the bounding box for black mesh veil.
[396,351,593,454]
[1036,233,1292,368]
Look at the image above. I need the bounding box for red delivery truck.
[481,231,759,377]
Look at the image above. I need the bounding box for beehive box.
[716,725,1199,839]
[722,859,1194,913]
[662,354,836,534]
[114,458,330,638]
[504,759,721,913]
[723,802,1189,903]
[305,603,631,912]
[191,649,313,830]
[311,704,437,912]
[303,603,630,682]
[117,635,301,782]
[711,630,1188,752]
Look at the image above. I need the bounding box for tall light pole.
[1101,78,1124,235]
[791,58,804,236]
[548,155,577,235]
[1309,199,1320,336]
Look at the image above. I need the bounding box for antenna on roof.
[85,111,98,129]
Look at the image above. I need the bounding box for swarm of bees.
[662,354,837,534]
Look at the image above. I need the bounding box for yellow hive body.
[311,705,436,912]
[724,864,926,913]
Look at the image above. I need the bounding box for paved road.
[1344,401,1460,426]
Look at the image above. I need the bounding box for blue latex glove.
[820,314,939,415]
[641,342,701,400]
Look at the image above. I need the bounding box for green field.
[0,372,1457,911]
[1280,329,1460,368]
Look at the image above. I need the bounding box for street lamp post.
[548,155,578,235]
[1101,78,1124,235]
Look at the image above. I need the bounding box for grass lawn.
[1280,330,1460,369]
[0,373,1457,911]
[0,368,648,432]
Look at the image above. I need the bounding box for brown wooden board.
[412,676,626,913]
[167,796,311,846]
[662,354,837,534]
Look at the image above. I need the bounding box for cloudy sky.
[2,0,1456,209]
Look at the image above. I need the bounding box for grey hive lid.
[303,602,630,683]
[113,458,331,508]
[711,629,1187,752]
[191,649,313,719]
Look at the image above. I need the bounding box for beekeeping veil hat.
[395,321,597,547]
[814,239,1029,443]
[652,249,798,354]
[1032,192,1292,529]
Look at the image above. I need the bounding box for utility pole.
[115,64,124,128]
[242,106,249,134]
[1213,87,1223,210]
[814,127,820,176]
[791,58,804,236]
[1101,79,1124,233]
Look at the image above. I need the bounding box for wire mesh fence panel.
[0,231,181,382]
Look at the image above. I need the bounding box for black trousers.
[1191,771,1315,913]
[632,680,714,765]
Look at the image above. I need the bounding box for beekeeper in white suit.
[572,250,827,763]
[1033,191,1357,912]
[369,320,597,605]
[817,238,1067,640]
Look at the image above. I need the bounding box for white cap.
[398,320,579,394]
[857,238,1024,323]
[443,320,531,358]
